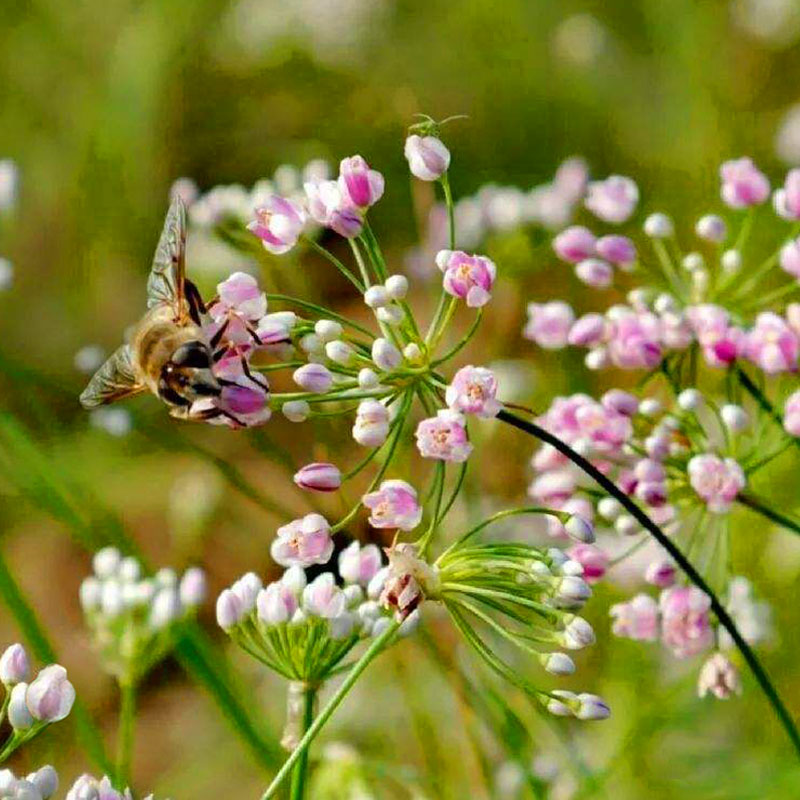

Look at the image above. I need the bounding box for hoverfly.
[80,197,264,425]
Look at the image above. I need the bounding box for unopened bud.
[282,400,310,422]
[721,404,749,432]
[643,212,673,238]
[0,644,29,686]
[385,274,409,299]
[542,652,576,675]
[372,338,402,371]
[564,515,595,543]
[364,285,389,308]
[314,319,343,342]
[325,340,356,366]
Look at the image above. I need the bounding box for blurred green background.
[1,0,800,797]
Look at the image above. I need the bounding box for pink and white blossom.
[293,463,342,492]
[774,168,800,220]
[610,594,659,641]
[525,301,575,349]
[338,541,383,585]
[436,250,497,307]
[719,157,770,208]
[415,409,473,462]
[596,234,636,267]
[552,226,596,263]
[303,573,346,619]
[585,175,639,224]
[445,365,501,418]
[745,312,799,373]
[566,544,608,583]
[338,155,384,210]
[687,454,745,513]
[697,652,741,699]
[784,389,800,436]
[247,195,306,254]
[257,581,299,625]
[271,513,334,568]
[404,135,451,181]
[362,480,423,531]
[660,586,713,658]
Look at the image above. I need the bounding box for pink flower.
[525,301,575,349]
[600,389,639,416]
[303,573,346,618]
[779,237,800,279]
[26,665,76,722]
[575,258,613,288]
[257,581,298,625]
[660,586,713,658]
[293,463,342,492]
[719,157,770,208]
[362,479,423,531]
[415,409,473,462]
[687,304,743,367]
[568,313,606,347]
[645,560,677,588]
[552,226,596,262]
[304,179,363,238]
[553,156,589,203]
[445,365,501,418]
[585,176,639,224]
[214,272,267,321]
[338,541,383,584]
[596,235,636,267]
[338,155,385,209]
[215,380,271,428]
[697,652,741,699]
[774,168,800,220]
[404,135,450,181]
[784,390,800,436]
[745,312,799,373]
[247,195,306,254]
[607,312,662,369]
[610,594,659,641]
[687,454,745,513]
[293,363,334,393]
[528,469,576,505]
[436,250,497,308]
[271,513,334,568]
[566,544,608,583]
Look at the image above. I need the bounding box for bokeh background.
[2,0,800,797]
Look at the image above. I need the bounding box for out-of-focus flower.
[779,237,800,279]
[436,250,496,307]
[745,312,798,373]
[169,177,199,206]
[74,345,106,374]
[445,365,501,418]
[0,159,18,211]
[719,157,770,208]
[294,463,342,492]
[645,560,676,588]
[776,103,800,165]
[404,135,450,181]
[66,774,135,800]
[566,544,608,583]
[773,169,800,220]
[553,226,596,263]
[697,652,742,699]
[660,586,713,658]
[596,235,636,267]
[552,13,607,66]
[784,389,800,435]
[0,257,12,290]
[248,196,306,254]
[362,480,422,531]
[525,301,575,349]
[0,643,30,686]
[338,156,384,210]
[415,409,473,462]
[271,513,334,568]
[575,258,613,288]
[585,176,639,224]
[610,594,659,641]
[687,455,745,513]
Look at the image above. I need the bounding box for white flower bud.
[643,212,673,238]
[546,548,569,569]
[681,252,704,272]
[282,400,310,422]
[27,765,58,799]
[314,319,343,342]
[530,560,551,578]
[299,333,322,355]
[546,690,576,716]
[216,589,243,629]
[8,682,33,729]
[232,572,262,613]
[0,644,29,686]
[155,567,177,587]
[598,497,622,521]
[721,404,749,432]
[357,600,382,624]
[721,249,742,274]
[358,368,379,389]
[677,388,703,411]
[353,400,390,447]
[696,214,727,243]
[118,557,141,582]
[363,285,389,308]
[542,652,576,675]
[403,342,423,365]
[692,268,709,292]
[329,612,356,640]
[556,576,592,603]
[562,616,596,649]
[149,587,182,630]
[367,567,389,600]
[377,305,403,325]
[576,693,611,720]
[282,566,307,596]
[384,274,409,299]
[92,547,121,579]
[638,398,662,417]
[585,347,609,370]
[179,567,207,607]
[101,579,125,617]
[615,515,639,536]
[343,584,364,608]
[325,340,356,366]
[399,608,420,637]
[627,288,650,309]
[371,617,392,638]
[371,338,402,371]
[560,559,584,577]
[564,515,595,543]
[654,293,678,314]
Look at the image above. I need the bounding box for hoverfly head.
[158,341,220,406]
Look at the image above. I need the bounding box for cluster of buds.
[216,544,417,685]
[525,158,800,377]
[79,547,206,683]
[65,774,163,800]
[0,766,58,800]
[0,643,74,760]
[433,528,607,720]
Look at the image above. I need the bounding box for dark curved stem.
[738,493,800,536]
[736,367,800,451]
[495,408,800,759]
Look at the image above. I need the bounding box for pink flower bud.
[575,258,613,288]
[26,665,75,722]
[585,176,639,224]
[436,250,496,308]
[566,544,608,583]
[362,480,423,531]
[257,582,298,625]
[404,135,451,181]
[0,644,30,686]
[271,513,334,568]
[293,462,342,493]
[552,226,596,263]
[660,586,713,658]
[610,594,659,641]
[338,541,383,585]
[719,157,770,208]
[600,389,639,416]
[774,169,800,220]
[445,365,501,418]
[745,312,798,373]
[525,301,574,349]
[303,573,346,619]
[415,410,473,462]
[568,313,606,347]
[596,235,636,266]
[179,567,207,607]
[644,559,676,588]
[216,589,243,629]
[293,363,333,393]
[247,196,306,255]
[338,155,385,209]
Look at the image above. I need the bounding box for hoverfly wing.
[79,344,144,408]
[146,196,187,316]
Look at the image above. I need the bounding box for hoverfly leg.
[239,356,269,390]
[246,324,261,345]
[209,318,230,349]
[184,279,207,324]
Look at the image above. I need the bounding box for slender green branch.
[303,237,364,292]
[260,621,400,799]
[495,408,800,759]
[289,686,317,800]
[737,493,800,536]
[116,681,137,789]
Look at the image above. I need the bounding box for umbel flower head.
[0,766,58,800]
[79,548,205,684]
[65,774,166,800]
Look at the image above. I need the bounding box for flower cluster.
[525,158,800,378]
[0,766,58,800]
[65,774,163,800]
[79,548,206,683]
[0,643,74,760]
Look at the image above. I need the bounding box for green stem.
[116,681,137,789]
[737,493,800,536]
[265,294,374,338]
[440,172,456,250]
[260,621,400,800]
[289,686,317,800]
[348,239,372,289]
[495,408,800,759]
